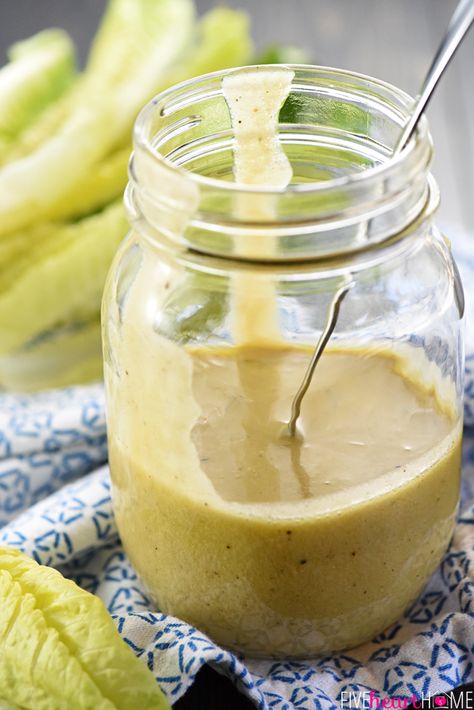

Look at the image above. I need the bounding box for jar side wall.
[103,216,463,656]
[104,224,464,420]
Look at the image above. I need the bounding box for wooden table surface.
[0,1,473,707]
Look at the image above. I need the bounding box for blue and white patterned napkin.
[1,227,474,710]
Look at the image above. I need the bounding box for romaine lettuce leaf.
[0,546,170,709]
[0,201,128,354]
[252,43,310,65]
[0,30,76,161]
[48,145,130,221]
[163,7,253,87]
[0,0,194,236]
[0,4,252,234]
[0,318,102,391]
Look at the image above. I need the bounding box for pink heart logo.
[434,697,447,707]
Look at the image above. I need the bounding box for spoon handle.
[287,279,353,438]
[394,0,474,155]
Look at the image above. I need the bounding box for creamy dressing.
[108,339,461,654]
[222,67,293,344]
[190,345,459,505]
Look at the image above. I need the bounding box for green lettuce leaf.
[159,270,229,345]
[0,318,102,391]
[252,43,310,65]
[163,7,253,87]
[0,546,170,709]
[0,0,194,236]
[0,2,256,383]
[47,145,130,221]
[0,4,252,231]
[0,201,128,354]
[0,30,76,161]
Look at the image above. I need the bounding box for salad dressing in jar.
[103,65,464,656]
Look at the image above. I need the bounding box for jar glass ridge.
[103,65,464,657]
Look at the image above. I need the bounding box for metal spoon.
[286,0,474,437]
[286,281,353,438]
[394,0,474,156]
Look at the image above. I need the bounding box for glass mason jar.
[102,66,464,657]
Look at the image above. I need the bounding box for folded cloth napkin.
[1,227,474,710]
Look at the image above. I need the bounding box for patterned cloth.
[1,228,474,709]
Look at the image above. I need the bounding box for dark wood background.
[0,1,472,707]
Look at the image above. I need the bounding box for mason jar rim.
[128,63,435,262]
[133,63,430,196]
